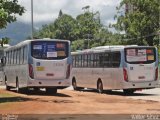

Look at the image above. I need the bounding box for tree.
[71,39,84,51]
[58,9,63,18]
[76,11,102,40]
[114,0,159,46]
[54,14,78,41]
[0,37,10,47]
[33,7,122,51]
[33,24,55,39]
[0,0,25,29]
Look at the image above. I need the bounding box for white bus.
[0,44,10,84]
[71,45,159,94]
[2,39,72,94]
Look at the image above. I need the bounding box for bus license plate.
[37,66,44,71]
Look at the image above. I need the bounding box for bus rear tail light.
[155,67,158,81]
[29,64,34,79]
[66,64,71,79]
[123,68,128,82]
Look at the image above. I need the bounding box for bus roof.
[92,45,138,50]
[72,45,156,55]
[4,39,70,51]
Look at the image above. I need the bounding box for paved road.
[126,88,160,102]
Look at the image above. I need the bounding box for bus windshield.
[125,47,156,64]
[31,41,68,60]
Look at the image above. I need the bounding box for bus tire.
[123,89,135,95]
[97,80,103,94]
[46,88,57,94]
[16,79,21,93]
[5,77,10,91]
[72,78,83,91]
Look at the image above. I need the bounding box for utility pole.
[31,0,34,39]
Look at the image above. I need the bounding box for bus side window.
[6,52,8,65]
[13,50,15,65]
[103,53,110,68]
[20,47,23,64]
[17,49,20,64]
[16,49,18,64]
[92,54,95,67]
[78,55,82,67]
[24,46,27,64]
[8,52,9,65]
[93,54,97,67]
[80,55,83,67]
[88,54,91,67]
[96,54,100,67]
[111,52,121,68]
[90,54,94,67]
[11,50,14,65]
[99,53,104,67]
[8,51,10,65]
[74,55,77,67]
[10,51,12,65]
[81,55,83,67]
[83,54,88,67]
[72,56,75,67]
[22,46,25,64]
[75,55,78,67]
[19,48,21,64]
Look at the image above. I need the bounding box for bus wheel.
[72,79,77,90]
[97,80,103,94]
[123,89,135,95]
[46,88,57,94]
[16,80,21,93]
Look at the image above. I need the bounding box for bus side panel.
[108,68,124,90]
[18,64,29,88]
[73,68,114,89]
[4,66,16,87]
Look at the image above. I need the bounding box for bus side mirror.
[1,56,6,66]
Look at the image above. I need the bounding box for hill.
[0,22,31,45]
[0,21,51,45]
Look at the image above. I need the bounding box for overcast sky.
[17,0,121,27]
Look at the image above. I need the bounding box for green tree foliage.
[71,39,84,51]
[0,0,25,29]
[0,37,10,47]
[34,24,55,39]
[114,0,159,46]
[54,14,78,41]
[34,12,78,41]
[76,11,101,40]
[34,8,122,51]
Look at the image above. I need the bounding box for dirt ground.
[0,88,160,116]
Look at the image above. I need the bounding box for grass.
[0,92,16,98]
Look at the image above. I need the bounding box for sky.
[17,0,121,27]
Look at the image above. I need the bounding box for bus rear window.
[31,41,68,60]
[125,47,156,64]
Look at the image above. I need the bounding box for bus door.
[124,47,157,82]
[30,41,70,80]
